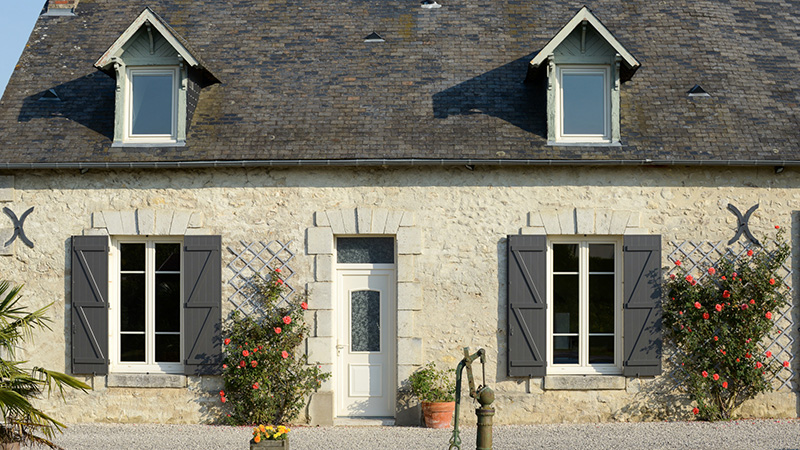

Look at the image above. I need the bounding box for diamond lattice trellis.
[226,240,296,317]
[666,240,795,391]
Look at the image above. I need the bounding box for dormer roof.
[94,7,218,83]
[530,6,639,72]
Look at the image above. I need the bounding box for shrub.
[220,269,330,425]
[408,362,455,403]
[663,227,791,420]
[0,281,90,448]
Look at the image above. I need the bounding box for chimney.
[45,0,79,16]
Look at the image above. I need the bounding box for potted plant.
[0,281,90,449]
[408,362,456,428]
[250,424,290,449]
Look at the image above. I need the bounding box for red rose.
[679,311,683,316]
[749,299,756,305]
[221,397,227,403]
[223,364,228,369]
[766,351,772,358]
[692,407,699,415]
[766,312,773,320]
[224,338,231,345]
[769,278,776,285]
[685,275,694,282]
[251,360,258,368]
[775,225,780,229]
[670,274,676,280]
[301,302,309,310]
[702,312,710,320]
[691,280,697,286]
[713,336,718,341]
[275,268,281,273]
[694,302,702,309]
[736,358,740,362]
[277,279,284,284]
[242,350,250,357]
[783,361,790,368]
[283,316,292,324]
[722,290,730,299]
[745,353,751,359]
[675,260,682,266]
[252,382,260,390]
[274,327,282,334]
[722,381,728,389]
[701,371,708,378]
[732,272,737,278]
[747,249,754,256]
[756,361,763,369]
[741,304,748,310]
[281,350,289,359]
[239,360,246,368]
[721,276,726,280]
[715,304,722,312]
[712,373,719,381]
[721,350,726,355]
[220,390,225,396]
[708,267,716,275]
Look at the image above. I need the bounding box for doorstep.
[334,417,396,426]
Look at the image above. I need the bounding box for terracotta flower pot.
[421,401,455,429]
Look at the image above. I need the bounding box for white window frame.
[109,237,184,374]
[546,236,622,375]
[554,66,611,143]
[124,67,179,143]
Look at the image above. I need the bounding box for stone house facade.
[0,0,797,425]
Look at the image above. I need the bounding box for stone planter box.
[250,439,289,450]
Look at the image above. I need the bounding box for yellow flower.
[259,424,266,432]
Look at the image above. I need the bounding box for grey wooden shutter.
[623,235,662,376]
[183,235,222,375]
[71,236,109,375]
[507,235,547,377]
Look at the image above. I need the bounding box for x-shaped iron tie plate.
[3,207,34,248]
[727,203,761,247]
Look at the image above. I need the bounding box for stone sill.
[107,373,187,388]
[543,375,625,390]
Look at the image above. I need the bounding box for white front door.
[337,269,396,418]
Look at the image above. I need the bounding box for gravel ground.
[47,420,800,450]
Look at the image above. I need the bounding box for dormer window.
[530,7,639,145]
[127,67,179,142]
[94,8,218,147]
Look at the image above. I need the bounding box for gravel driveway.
[48,420,800,450]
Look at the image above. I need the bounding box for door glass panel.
[553,336,578,364]
[589,244,614,272]
[155,334,181,362]
[351,290,380,352]
[562,72,605,135]
[589,336,615,364]
[121,334,145,362]
[589,274,614,333]
[156,243,180,272]
[337,238,394,264]
[131,73,173,135]
[120,273,145,332]
[155,273,180,332]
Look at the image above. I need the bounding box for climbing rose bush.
[221,269,330,425]
[664,227,791,421]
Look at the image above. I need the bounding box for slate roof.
[0,0,799,167]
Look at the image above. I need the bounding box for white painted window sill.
[107,373,187,388]
[543,375,626,390]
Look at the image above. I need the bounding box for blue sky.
[0,2,45,98]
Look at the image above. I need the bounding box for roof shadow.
[17,71,115,140]
[432,53,546,137]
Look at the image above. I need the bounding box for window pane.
[120,243,145,272]
[131,74,173,135]
[589,274,615,333]
[553,336,578,364]
[589,244,614,272]
[562,73,605,135]
[155,274,181,332]
[351,290,380,352]
[156,243,181,272]
[337,238,394,264]
[553,244,578,272]
[589,336,615,364]
[155,334,181,362]
[120,274,145,332]
[121,334,145,362]
[553,275,578,333]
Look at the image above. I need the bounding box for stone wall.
[0,165,796,424]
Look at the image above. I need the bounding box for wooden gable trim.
[95,7,202,71]
[530,6,639,70]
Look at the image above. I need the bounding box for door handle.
[336,343,345,356]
